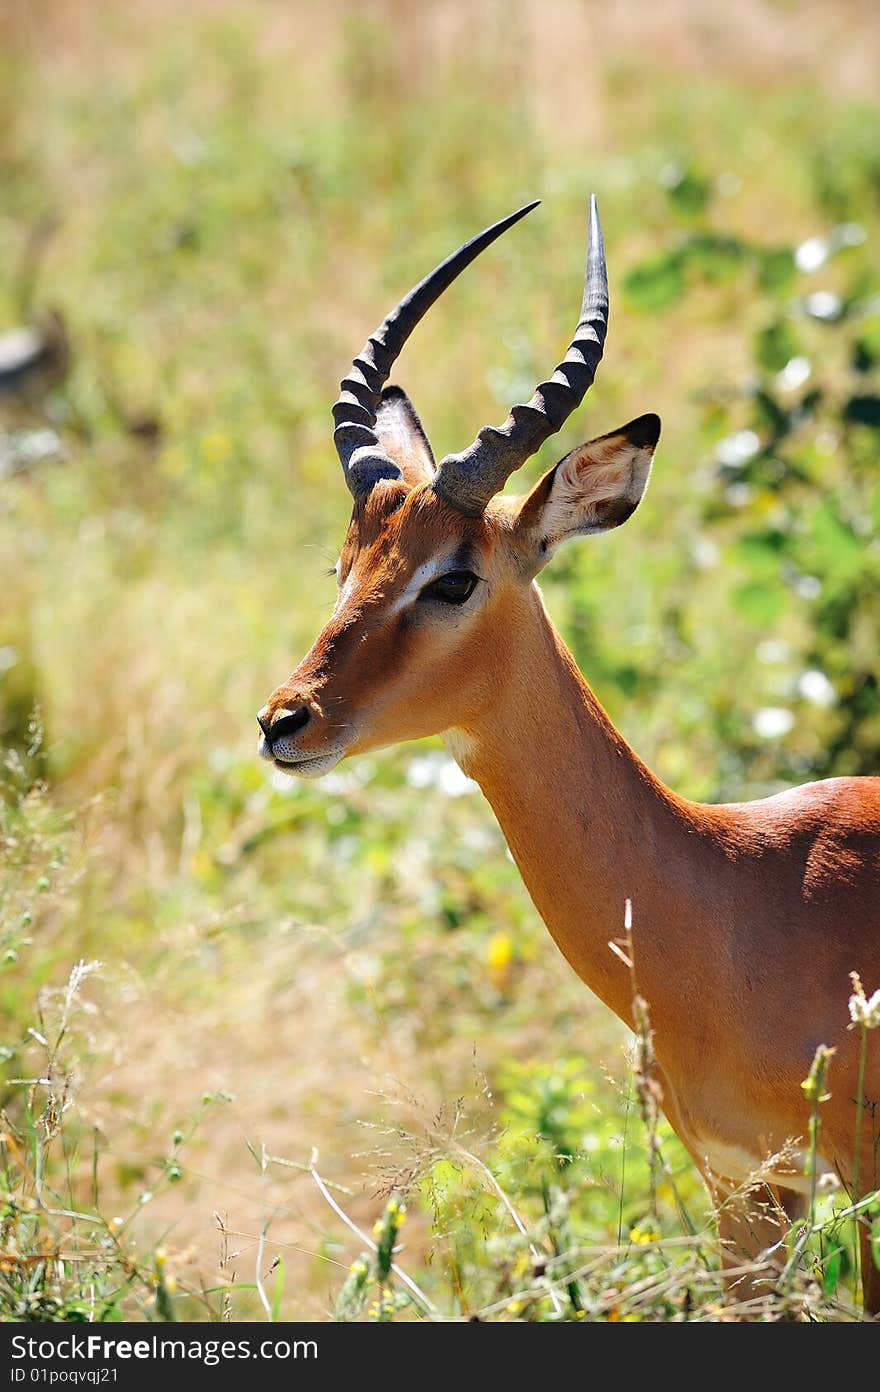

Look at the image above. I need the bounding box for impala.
[258,198,880,1313]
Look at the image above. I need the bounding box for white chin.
[273,751,345,780]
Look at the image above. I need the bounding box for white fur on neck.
[442,726,478,774]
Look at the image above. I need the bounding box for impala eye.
[421,570,480,605]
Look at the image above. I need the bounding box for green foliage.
[613,142,880,798]
[332,1198,411,1322]
[320,1047,875,1321]
[0,740,235,1320]
[0,2,878,1321]
[0,748,138,1319]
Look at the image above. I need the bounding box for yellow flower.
[801,1044,835,1102]
[201,432,232,468]
[629,1224,660,1245]
[487,932,514,991]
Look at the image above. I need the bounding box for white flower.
[796,575,822,599]
[776,356,811,392]
[795,237,828,273]
[817,1171,842,1193]
[753,707,794,739]
[798,669,836,708]
[849,988,880,1030]
[690,537,719,569]
[757,639,791,665]
[717,430,761,468]
[804,291,842,322]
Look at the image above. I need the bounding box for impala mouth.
[258,734,348,779]
[273,751,344,779]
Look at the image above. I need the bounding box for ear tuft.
[380,384,411,406]
[621,412,661,451]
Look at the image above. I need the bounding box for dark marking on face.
[445,542,483,576]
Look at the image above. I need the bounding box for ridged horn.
[432,195,608,516]
[332,200,540,499]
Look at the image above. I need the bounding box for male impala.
[258,199,880,1313]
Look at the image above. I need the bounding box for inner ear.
[374,385,436,489]
[515,413,660,570]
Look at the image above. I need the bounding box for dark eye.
[421,570,480,605]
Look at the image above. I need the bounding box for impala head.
[258,197,660,777]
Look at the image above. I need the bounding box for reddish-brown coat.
[262,409,880,1311]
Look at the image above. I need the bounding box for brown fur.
[262,406,880,1314]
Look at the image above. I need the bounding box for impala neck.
[447,584,708,1028]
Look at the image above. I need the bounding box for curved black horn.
[432,196,608,516]
[333,200,540,499]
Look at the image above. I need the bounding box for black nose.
[261,706,310,745]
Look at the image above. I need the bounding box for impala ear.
[374,385,436,489]
[515,414,660,572]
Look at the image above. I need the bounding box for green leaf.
[662,166,712,217]
[732,579,786,625]
[852,318,880,373]
[843,394,880,429]
[681,232,747,284]
[809,503,863,577]
[735,530,791,573]
[755,320,802,373]
[623,252,685,312]
[822,1246,842,1296]
[758,246,797,293]
[752,389,790,440]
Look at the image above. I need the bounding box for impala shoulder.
[766,775,880,825]
[721,775,880,827]
[700,776,880,873]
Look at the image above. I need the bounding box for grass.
[1,0,879,1320]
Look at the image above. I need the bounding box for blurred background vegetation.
[1,0,879,1320]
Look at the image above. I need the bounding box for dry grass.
[1,0,879,1318]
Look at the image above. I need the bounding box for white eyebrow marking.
[333,552,476,620]
[332,562,357,614]
[387,557,463,616]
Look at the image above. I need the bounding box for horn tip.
[587,193,607,267]
[508,198,541,226]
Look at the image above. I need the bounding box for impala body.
[259,200,880,1312]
